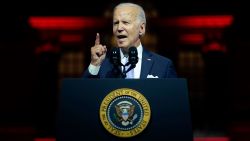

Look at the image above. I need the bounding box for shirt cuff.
[88,64,100,75]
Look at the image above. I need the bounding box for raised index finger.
[95,33,100,45]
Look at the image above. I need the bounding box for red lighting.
[194,137,230,141]
[34,137,230,141]
[28,16,107,30]
[60,34,83,43]
[34,138,55,141]
[179,33,204,44]
[164,15,233,28]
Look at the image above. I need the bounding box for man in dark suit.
[83,2,177,78]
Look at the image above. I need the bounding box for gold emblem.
[99,88,151,138]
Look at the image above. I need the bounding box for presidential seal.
[99,88,151,138]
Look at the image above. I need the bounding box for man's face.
[113,6,144,50]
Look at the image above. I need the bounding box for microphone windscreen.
[129,47,138,65]
[110,47,121,66]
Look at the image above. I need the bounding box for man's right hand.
[90,33,107,66]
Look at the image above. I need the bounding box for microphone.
[110,46,138,78]
[110,47,121,66]
[109,47,123,78]
[128,46,138,67]
[123,47,138,78]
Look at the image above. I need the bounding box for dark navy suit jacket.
[83,49,177,78]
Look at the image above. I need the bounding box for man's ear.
[139,22,146,36]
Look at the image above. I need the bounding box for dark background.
[0,0,250,140]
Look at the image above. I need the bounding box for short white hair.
[114,3,146,26]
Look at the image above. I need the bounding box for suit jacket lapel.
[140,50,153,78]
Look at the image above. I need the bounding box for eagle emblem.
[99,88,151,138]
[115,101,138,126]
